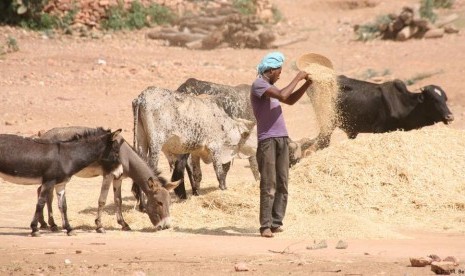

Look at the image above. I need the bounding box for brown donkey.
[38,126,179,233]
[0,128,122,236]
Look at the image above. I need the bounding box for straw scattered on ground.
[65,126,465,239]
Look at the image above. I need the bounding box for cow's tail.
[132,98,140,151]
[131,97,145,212]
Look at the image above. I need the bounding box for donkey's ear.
[111,129,123,140]
[147,177,161,192]
[164,180,181,192]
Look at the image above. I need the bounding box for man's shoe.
[271,227,283,233]
[260,228,274,238]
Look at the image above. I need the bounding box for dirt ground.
[1,0,465,275]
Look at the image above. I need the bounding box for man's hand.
[296,71,309,81]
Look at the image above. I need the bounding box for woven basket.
[296,53,333,70]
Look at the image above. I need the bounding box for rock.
[410,257,432,267]
[335,240,348,249]
[444,25,459,34]
[234,262,249,272]
[431,261,455,275]
[429,254,442,262]
[423,28,445,39]
[306,240,327,250]
[443,256,459,266]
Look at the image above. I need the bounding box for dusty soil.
[1,0,465,275]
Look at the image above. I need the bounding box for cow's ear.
[418,93,425,103]
[381,82,417,119]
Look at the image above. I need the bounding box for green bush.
[147,3,173,25]
[0,0,62,30]
[1,36,19,55]
[271,5,282,23]
[434,0,455,8]
[420,0,437,22]
[102,1,174,30]
[233,0,256,15]
[355,15,391,41]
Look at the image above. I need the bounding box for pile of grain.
[302,63,339,136]
[288,127,465,238]
[69,127,465,239]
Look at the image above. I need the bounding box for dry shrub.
[68,127,465,239]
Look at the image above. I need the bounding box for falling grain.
[302,63,339,136]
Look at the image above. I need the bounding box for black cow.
[314,75,454,149]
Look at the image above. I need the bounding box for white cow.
[132,86,255,197]
[172,78,314,198]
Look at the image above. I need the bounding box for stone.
[335,240,348,249]
[410,257,432,267]
[431,261,455,275]
[234,262,249,272]
[306,240,327,250]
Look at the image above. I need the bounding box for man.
[250,51,312,238]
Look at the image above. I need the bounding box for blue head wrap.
[256,51,285,75]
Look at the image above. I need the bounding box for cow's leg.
[190,155,202,196]
[55,182,76,236]
[172,154,188,199]
[131,183,146,213]
[248,156,260,181]
[113,178,131,231]
[211,153,226,190]
[147,138,162,173]
[133,125,151,213]
[31,182,55,237]
[95,175,113,233]
[347,132,358,139]
[185,155,196,195]
[137,133,163,211]
[315,132,332,150]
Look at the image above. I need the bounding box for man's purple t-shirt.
[250,76,289,141]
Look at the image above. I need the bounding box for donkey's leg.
[55,182,76,236]
[37,185,48,229]
[30,183,54,237]
[45,186,59,232]
[113,178,131,231]
[36,185,59,231]
[95,175,113,233]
